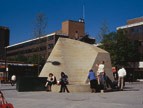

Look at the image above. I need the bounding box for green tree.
[9,54,28,63]
[116,30,139,66]
[27,54,45,65]
[100,30,140,67]
[100,32,117,65]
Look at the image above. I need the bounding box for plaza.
[0,82,143,108]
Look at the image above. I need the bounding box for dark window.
[48,36,54,41]
[48,44,54,49]
[40,46,46,51]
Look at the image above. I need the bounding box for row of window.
[7,43,54,56]
[7,47,42,56]
[7,35,54,51]
[127,26,143,34]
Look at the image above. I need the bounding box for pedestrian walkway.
[0,82,143,108]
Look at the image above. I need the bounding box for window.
[48,44,54,49]
[48,36,54,41]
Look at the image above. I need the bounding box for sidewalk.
[1,82,143,108]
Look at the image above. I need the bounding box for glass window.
[48,36,54,41]
[48,44,54,49]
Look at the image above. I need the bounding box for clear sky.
[0,0,143,45]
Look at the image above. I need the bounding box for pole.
[5,46,7,82]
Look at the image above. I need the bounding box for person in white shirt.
[117,67,127,90]
[97,61,106,92]
[45,73,57,92]
[11,75,16,86]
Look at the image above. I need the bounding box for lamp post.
[4,46,8,82]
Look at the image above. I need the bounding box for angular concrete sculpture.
[39,38,113,92]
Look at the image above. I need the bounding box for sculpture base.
[51,84,91,92]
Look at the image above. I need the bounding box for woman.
[97,61,106,92]
[88,69,97,93]
[59,72,70,93]
[45,73,57,92]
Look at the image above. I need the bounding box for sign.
[139,62,143,68]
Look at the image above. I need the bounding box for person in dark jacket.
[59,72,70,93]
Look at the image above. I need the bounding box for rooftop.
[117,21,143,30]
[6,32,56,48]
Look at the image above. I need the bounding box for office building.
[117,17,143,79]
[117,17,143,58]
[0,26,9,60]
[6,20,87,63]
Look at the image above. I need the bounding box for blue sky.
[0,0,143,45]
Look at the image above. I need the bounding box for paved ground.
[0,82,143,108]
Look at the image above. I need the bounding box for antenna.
[82,4,85,20]
[79,4,85,23]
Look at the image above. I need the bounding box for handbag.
[0,93,14,108]
[45,81,49,87]
[1,103,14,108]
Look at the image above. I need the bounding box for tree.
[99,30,140,67]
[9,54,28,63]
[97,21,109,43]
[33,13,47,37]
[115,30,140,66]
[27,54,45,65]
[33,13,48,74]
[100,32,117,65]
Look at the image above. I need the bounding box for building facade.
[0,26,9,60]
[117,17,143,60]
[117,17,143,79]
[6,33,67,62]
[62,20,85,39]
[6,20,86,64]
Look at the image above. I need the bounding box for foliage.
[99,30,140,67]
[97,21,109,42]
[27,54,46,65]
[7,54,27,64]
[7,54,46,65]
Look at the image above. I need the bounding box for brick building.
[62,20,85,39]
[0,26,9,60]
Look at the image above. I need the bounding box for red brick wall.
[127,17,143,24]
[62,20,85,39]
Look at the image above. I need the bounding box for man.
[117,67,127,90]
[112,67,118,80]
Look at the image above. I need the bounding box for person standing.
[11,75,16,86]
[88,69,97,93]
[59,72,69,93]
[112,67,118,81]
[97,61,106,92]
[117,66,127,90]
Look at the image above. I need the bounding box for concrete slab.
[39,38,113,85]
[1,82,143,108]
